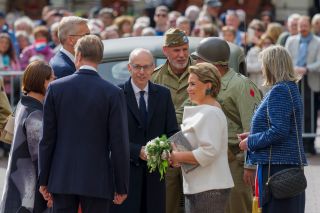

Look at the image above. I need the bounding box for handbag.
[265,83,307,199]
[0,113,15,144]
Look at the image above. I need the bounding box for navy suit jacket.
[49,50,76,79]
[113,79,178,213]
[39,69,130,200]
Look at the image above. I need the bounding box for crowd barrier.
[0,71,318,139]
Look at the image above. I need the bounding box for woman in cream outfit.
[170,62,234,213]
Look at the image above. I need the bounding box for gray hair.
[185,5,200,21]
[176,16,190,26]
[99,7,114,16]
[129,48,154,64]
[58,16,88,44]
[312,13,320,25]
[141,27,156,36]
[14,16,34,33]
[288,13,301,24]
[259,45,298,86]
[50,22,59,33]
[75,35,103,63]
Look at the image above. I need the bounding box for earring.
[205,88,212,96]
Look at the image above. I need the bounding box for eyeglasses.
[130,63,154,71]
[156,13,167,18]
[250,27,264,32]
[68,32,91,37]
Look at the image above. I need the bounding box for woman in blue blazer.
[239,46,307,213]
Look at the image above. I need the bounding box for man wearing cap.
[191,37,261,213]
[200,0,223,27]
[152,28,193,213]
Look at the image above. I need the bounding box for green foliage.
[145,135,171,180]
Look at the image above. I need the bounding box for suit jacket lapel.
[60,51,76,71]
[123,80,143,126]
[147,81,158,126]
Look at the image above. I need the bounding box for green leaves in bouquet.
[146,135,172,180]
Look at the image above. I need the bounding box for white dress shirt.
[60,47,75,63]
[130,79,148,109]
[79,65,97,72]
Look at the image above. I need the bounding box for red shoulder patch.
[250,89,255,97]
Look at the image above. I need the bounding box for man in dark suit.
[112,48,178,213]
[38,35,130,213]
[49,16,90,79]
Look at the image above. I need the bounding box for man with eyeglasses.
[154,5,169,36]
[49,16,90,79]
[152,28,193,213]
[112,48,178,213]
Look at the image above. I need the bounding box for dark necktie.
[139,91,148,126]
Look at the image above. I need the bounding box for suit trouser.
[52,194,111,213]
[225,159,253,213]
[166,167,184,213]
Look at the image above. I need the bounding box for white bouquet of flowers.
[145,135,171,180]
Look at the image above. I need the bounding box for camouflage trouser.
[225,154,253,213]
[166,167,184,213]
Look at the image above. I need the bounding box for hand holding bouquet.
[145,135,171,180]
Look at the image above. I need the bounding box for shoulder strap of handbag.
[267,82,303,181]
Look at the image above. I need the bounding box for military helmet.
[192,37,230,65]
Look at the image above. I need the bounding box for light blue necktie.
[296,34,312,67]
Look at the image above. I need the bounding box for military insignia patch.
[250,88,255,97]
[183,35,188,43]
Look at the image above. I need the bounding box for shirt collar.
[79,65,97,72]
[166,58,192,81]
[299,33,313,43]
[130,78,149,94]
[221,68,236,90]
[60,47,75,63]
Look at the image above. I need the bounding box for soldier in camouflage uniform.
[152,28,193,213]
[191,37,262,213]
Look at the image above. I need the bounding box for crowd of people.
[0,0,316,212]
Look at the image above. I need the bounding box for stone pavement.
[0,154,319,212]
[304,154,320,213]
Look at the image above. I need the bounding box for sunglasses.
[250,27,264,32]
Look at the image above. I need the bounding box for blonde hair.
[266,22,283,43]
[258,33,275,48]
[259,45,298,86]
[188,62,221,98]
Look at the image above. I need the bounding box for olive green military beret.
[164,28,189,47]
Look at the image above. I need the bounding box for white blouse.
[181,105,234,194]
